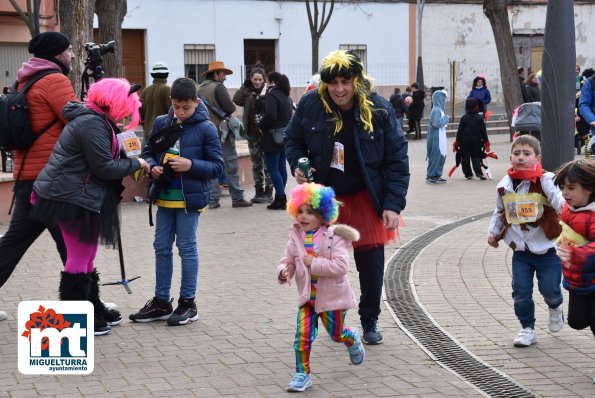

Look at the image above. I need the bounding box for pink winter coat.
[277,223,360,313]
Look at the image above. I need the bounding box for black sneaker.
[362,319,384,345]
[93,317,112,336]
[105,308,123,326]
[129,297,173,322]
[477,175,487,180]
[167,298,198,326]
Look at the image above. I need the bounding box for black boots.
[251,186,269,203]
[58,271,119,336]
[251,185,274,203]
[59,271,90,302]
[267,194,287,210]
[264,186,273,202]
[89,271,123,328]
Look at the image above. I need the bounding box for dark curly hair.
[472,76,487,88]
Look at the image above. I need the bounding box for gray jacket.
[34,102,141,213]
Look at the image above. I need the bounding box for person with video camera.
[0,32,78,319]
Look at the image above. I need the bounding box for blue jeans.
[264,151,287,196]
[154,207,200,300]
[511,248,563,329]
[210,134,244,204]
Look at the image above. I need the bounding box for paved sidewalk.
[0,134,592,397]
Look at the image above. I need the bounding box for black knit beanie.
[28,32,71,58]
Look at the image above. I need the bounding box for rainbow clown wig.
[318,49,376,134]
[85,78,142,131]
[287,183,340,225]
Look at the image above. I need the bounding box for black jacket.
[284,91,410,216]
[34,102,141,213]
[455,111,488,156]
[390,93,407,118]
[258,86,293,152]
[407,90,425,120]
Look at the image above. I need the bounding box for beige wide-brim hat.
[202,61,233,76]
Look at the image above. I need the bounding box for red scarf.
[507,163,543,183]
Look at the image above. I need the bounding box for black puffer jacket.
[258,86,293,152]
[284,91,410,216]
[33,102,141,213]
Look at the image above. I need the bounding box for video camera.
[80,40,116,100]
[83,40,116,81]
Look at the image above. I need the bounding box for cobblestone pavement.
[0,134,592,397]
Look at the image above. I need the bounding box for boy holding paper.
[130,77,224,326]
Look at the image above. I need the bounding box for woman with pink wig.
[30,78,150,336]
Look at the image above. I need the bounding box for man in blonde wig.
[285,50,410,345]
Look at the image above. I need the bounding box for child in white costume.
[488,135,565,347]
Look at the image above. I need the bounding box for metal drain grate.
[385,212,537,398]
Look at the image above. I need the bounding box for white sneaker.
[0,311,7,321]
[548,304,564,333]
[513,327,537,347]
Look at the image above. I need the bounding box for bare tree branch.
[306,0,314,31]
[319,1,334,33]
[9,0,35,37]
[306,0,335,74]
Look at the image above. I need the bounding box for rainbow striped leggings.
[294,301,357,374]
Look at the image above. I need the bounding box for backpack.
[0,69,60,151]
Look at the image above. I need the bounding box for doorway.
[243,39,276,80]
[513,34,544,75]
[93,29,146,88]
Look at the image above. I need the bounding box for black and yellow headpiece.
[317,50,375,133]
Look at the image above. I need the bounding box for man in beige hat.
[140,61,171,146]
[198,61,252,208]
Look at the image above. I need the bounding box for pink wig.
[85,78,141,130]
[287,183,340,224]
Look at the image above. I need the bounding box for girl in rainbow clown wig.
[31,78,150,336]
[277,182,365,392]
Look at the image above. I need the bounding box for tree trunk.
[483,0,521,140]
[311,36,320,74]
[94,0,127,78]
[59,0,94,99]
[306,0,334,75]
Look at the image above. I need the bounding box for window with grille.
[184,44,215,83]
[339,44,367,70]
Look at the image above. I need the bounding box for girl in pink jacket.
[277,183,364,392]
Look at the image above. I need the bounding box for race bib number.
[117,131,142,158]
[502,192,545,224]
[330,141,345,172]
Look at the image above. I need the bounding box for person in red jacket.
[0,32,77,294]
[554,159,595,339]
